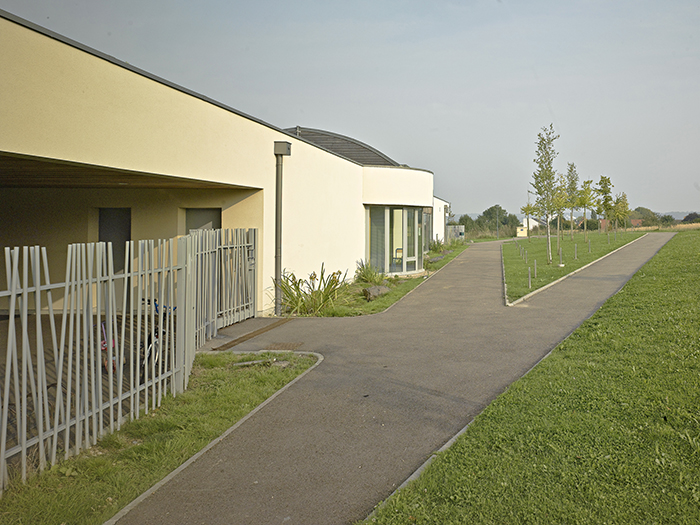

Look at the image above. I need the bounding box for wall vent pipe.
[273,141,291,316]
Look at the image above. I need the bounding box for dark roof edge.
[287,127,400,166]
[0,9,357,162]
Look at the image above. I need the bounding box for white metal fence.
[0,228,256,496]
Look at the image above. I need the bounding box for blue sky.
[2,0,698,216]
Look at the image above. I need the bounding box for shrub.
[429,238,444,253]
[354,260,385,285]
[275,264,348,315]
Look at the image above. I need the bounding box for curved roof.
[284,127,400,167]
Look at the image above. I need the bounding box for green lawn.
[362,231,700,524]
[0,352,317,525]
[504,230,644,302]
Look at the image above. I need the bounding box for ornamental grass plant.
[276,263,348,315]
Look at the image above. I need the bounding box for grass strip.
[504,231,643,301]
[0,352,316,525]
[363,231,700,524]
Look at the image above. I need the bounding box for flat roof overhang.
[0,152,249,190]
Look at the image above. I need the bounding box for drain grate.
[264,342,304,351]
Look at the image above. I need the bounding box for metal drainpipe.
[273,142,291,317]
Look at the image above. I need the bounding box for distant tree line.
[629,207,676,227]
[682,212,700,223]
[456,205,520,238]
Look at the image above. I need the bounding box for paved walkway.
[110,233,674,525]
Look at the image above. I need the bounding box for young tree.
[520,200,537,242]
[612,192,630,233]
[531,124,559,264]
[577,179,597,242]
[553,174,568,256]
[595,175,614,232]
[565,163,580,240]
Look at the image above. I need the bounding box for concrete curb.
[103,351,324,525]
[505,233,648,307]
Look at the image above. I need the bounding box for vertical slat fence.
[0,228,256,497]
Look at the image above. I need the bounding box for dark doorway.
[99,208,131,272]
[186,208,222,232]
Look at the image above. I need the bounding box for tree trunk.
[546,213,552,264]
[570,210,574,240]
[556,214,561,255]
[526,215,530,242]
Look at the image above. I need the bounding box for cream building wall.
[362,166,434,207]
[280,143,365,281]
[0,12,435,314]
[432,197,450,242]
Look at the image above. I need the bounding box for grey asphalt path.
[111,232,674,525]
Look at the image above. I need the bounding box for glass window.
[422,208,433,253]
[390,208,403,273]
[367,205,423,275]
[417,211,423,268]
[407,208,415,258]
[369,207,386,273]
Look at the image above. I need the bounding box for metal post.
[534,259,537,278]
[528,267,532,289]
[274,142,291,317]
[275,155,283,316]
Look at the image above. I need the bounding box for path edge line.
[103,351,325,525]
[505,233,648,307]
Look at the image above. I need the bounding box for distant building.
[432,196,450,243]
[522,217,546,230]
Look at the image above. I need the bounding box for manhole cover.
[265,342,304,350]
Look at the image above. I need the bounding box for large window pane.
[422,208,433,253]
[407,208,415,258]
[368,205,423,275]
[418,211,423,269]
[390,208,403,273]
[369,207,385,273]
